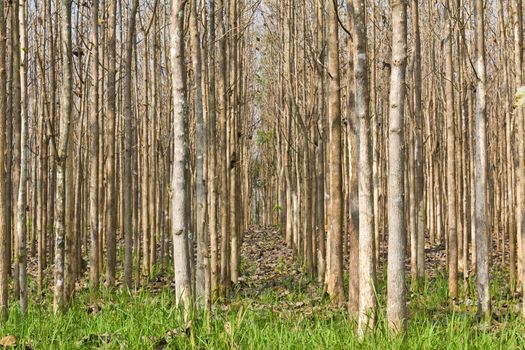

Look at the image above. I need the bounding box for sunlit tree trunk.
[123,0,139,289]
[88,0,100,291]
[0,0,8,322]
[54,0,74,313]
[16,0,28,316]
[352,0,376,336]
[105,0,118,288]
[511,0,525,317]
[208,0,219,297]
[412,0,425,285]
[346,0,359,318]
[474,0,490,321]
[190,0,210,309]
[325,0,344,305]
[387,0,408,334]
[445,0,458,301]
[171,0,192,311]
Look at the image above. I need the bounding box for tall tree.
[217,0,231,296]
[189,0,209,308]
[89,0,100,290]
[105,0,118,288]
[412,0,425,285]
[54,0,74,313]
[474,0,490,321]
[16,0,28,316]
[387,0,408,333]
[123,0,139,289]
[445,0,458,300]
[0,0,8,322]
[512,0,525,318]
[325,0,344,305]
[208,0,219,297]
[352,0,376,336]
[171,0,192,311]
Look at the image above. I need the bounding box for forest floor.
[1,226,525,349]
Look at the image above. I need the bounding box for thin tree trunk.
[54,0,74,313]
[325,0,344,305]
[105,0,118,288]
[412,0,425,284]
[89,0,100,291]
[352,0,376,336]
[387,0,408,334]
[190,0,209,309]
[0,0,9,322]
[475,0,490,321]
[123,0,139,289]
[445,0,458,300]
[171,0,192,311]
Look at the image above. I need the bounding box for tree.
[352,0,376,336]
[0,0,8,322]
[89,0,100,291]
[512,0,525,318]
[105,0,118,288]
[16,0,28,316]
[171,0,192,311]
[325,0,344,305]
[387,0,408,333]
[123,0,139,289]
[474,0,490,321]
[217,0,231,296]
[445,0,458,300]
[189,0,209,308]
[54,0,74,313]
[208,0,219,298]
[411,0,425,285]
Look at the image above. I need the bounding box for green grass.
[1,272,524,349]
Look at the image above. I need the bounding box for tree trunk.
[171,0,192,311]
[352,0,376,336]
[123,0,139,289]
[387,0,408,334]
[475,0,490,322]
[0,0,8,322]
[54,0,74,313]
[325,0,344,305]
[445,0,458,301]
[89,0,100,291]
[105,0,118,288]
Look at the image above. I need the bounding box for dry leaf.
[0,336,16,348]
[224,321,232,336]
[514,86,525,109]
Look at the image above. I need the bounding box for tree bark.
[0,0,8,322]
[475,0,490,322]
[54,0,74,313]
[387,0,408,334]
[123,0,139,289]
[325,0,344,305]
[171,0,192,311]
[352,0,376,336]
[89,0,100,291]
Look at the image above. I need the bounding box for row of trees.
[0,0,260,318]
[254,0,522,334]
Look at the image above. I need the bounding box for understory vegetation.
[1,227,523,349]
[1,270,524,349]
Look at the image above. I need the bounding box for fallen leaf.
[0,336,16,347]
[224,321,232,336]
[514,86,525,109]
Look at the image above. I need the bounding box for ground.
[0,226,524,349]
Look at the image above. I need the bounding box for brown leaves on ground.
[0,336,16,348]
[237,226,331,317]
